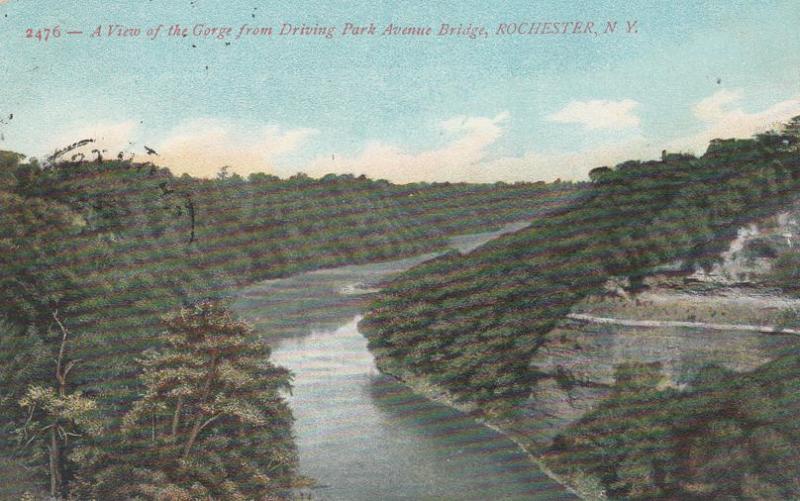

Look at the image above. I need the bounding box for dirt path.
[566,313,800,336]
[640,289,800,309]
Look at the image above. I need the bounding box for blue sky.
[1,0,799,182]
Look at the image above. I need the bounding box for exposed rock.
[691,201,800,283]
[520,200,800,450]
[523,287,800,449]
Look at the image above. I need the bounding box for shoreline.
[382,370,591,500]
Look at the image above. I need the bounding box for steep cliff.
[525,202,800,447]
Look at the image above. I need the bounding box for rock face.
[520,202,800,448]
[693,202,800,283]
[523,300,800,446]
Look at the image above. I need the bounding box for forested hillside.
[0,150,575,499]
[360,120,800,412]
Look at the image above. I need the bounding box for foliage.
[361,125,800,409]
[71,300,296,500]
[545,356,800,500]
[14,311,101,499]
[768,250,800,292]
[0,148,570,497]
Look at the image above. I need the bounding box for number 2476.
[25,26,62,41]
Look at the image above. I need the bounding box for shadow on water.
[366,376,576,500]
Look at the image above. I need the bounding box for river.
[233,223,575,500]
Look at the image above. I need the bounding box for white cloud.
[692,89,744,122]
[43,118,316,177]
[302,112,509,183]
[299,111,657,183]
[157,119,316,178]
[485,92,800,182]
[668,89,800,154]
[38,90,800,185]
[547,99,641,130]
[481,136,653,183]
[40,118,317,177]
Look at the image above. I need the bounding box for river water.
[233,223,575,500]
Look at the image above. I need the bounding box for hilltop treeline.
[0,151,575,499]
[360,121,800,411]
[188,170,580,281]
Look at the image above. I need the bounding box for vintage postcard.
[1,1,800,499]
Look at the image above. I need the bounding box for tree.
[588,166,613,183]
[16,311,100,499]
[0,185,113,498]
[783,115,800,140]
[0,150,25,190]
[76,300,298,499]
[0,192,83,328]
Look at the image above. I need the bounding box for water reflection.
[232,223,574,500]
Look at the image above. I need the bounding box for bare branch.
[171,396,184,437]
[22,432,40,450]
[23,403,36,431]
[63,430,82,446]
[63,359,82,380]
[52,311,69,384]
[197,414,221,434]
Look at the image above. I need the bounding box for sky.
[0,0,799,183]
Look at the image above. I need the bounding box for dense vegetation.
[360,120,800,412]
[0,149,573,499]
[70,300,297,500]
[190,170,578,281]
[546,356,800,499]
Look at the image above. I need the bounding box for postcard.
[1,1,799,499]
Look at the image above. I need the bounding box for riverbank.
[379,368,590,500]
[236,243,575,500]
[369,281,800,500]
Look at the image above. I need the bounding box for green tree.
[783,115,800,141]
[76,300,297,499]
[16,312,101,499]
[0,150,25,190]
